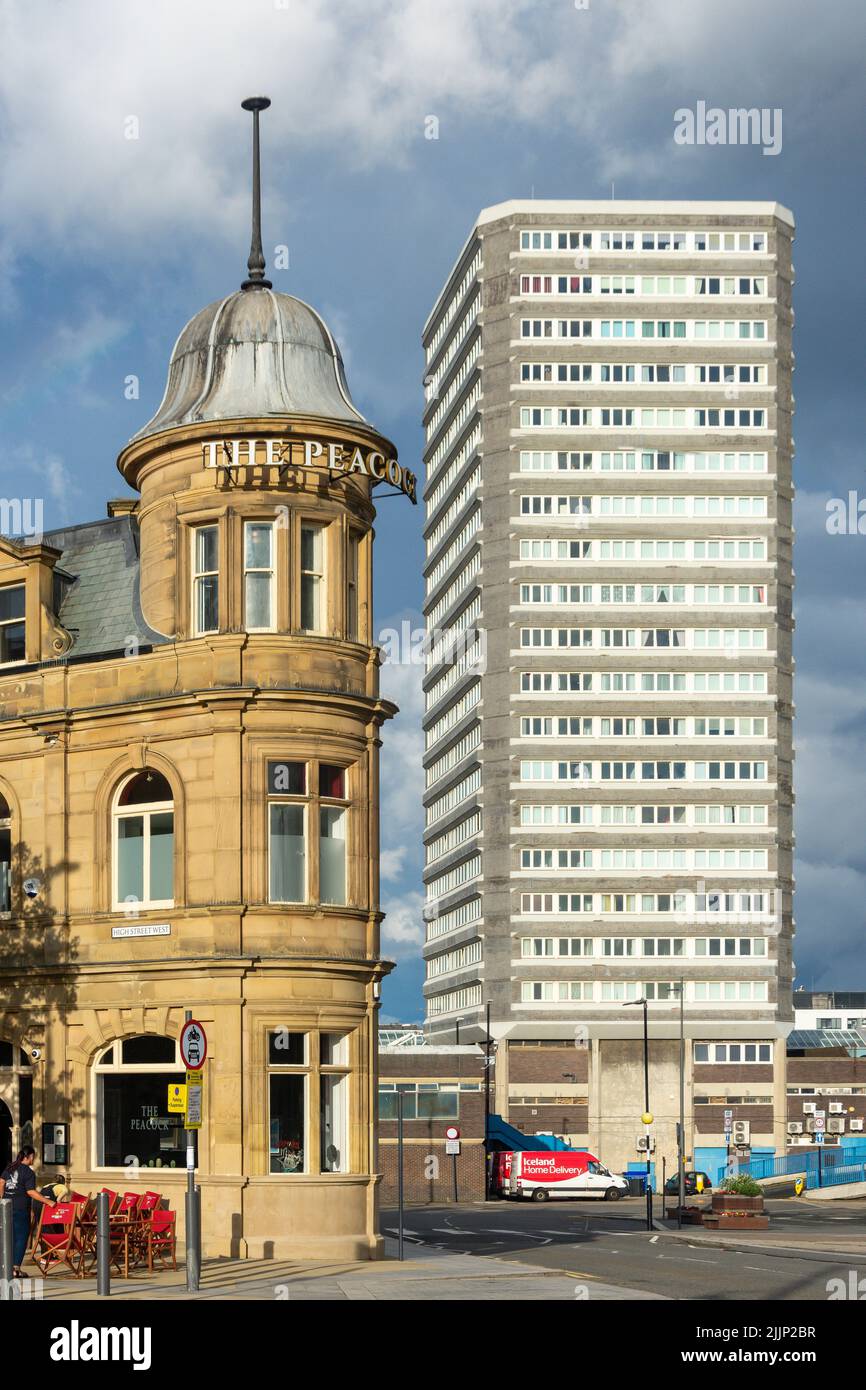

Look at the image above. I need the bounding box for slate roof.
[44,514,166,659]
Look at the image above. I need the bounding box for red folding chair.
[130,1191,162,1266]
[117,1192,143,1217]
[147,1210,177,1271]
[30,1202,84,1277]
[100,1187,121,1215]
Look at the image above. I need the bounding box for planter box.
[666,1206,705,1224]
[712,1193,764,1214]
[703,1214,770,1230]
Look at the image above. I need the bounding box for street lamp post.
[678,978,685,1228]
[624,997,653,1231]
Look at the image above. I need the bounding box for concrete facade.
[421,201,795,1173]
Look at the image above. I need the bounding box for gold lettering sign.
[203,437,416,504]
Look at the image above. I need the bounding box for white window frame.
[243,519,275,632]
[111,776,174,912]
[192,524,219,636]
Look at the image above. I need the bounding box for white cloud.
[381,888,425,959]
[1,0,861,287]
[380,845,409,881]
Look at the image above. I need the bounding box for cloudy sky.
[1,0,864,1020]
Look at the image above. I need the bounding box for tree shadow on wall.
[0,840,82,1155]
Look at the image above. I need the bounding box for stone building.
[0,105,415,1260]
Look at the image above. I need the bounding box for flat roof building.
[421,201,795,1174]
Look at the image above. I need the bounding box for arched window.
[0,1042,34,1167]
[93,1036,185,1169]
[0,795,10,913]
[112,771,174,911]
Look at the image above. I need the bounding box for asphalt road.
[381,1197,866,1300]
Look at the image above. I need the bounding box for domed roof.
[132,287,365,441]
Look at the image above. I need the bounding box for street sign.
[167,1084,187,1114]
[180,1019,207,1070]
[813,1114,826,1132]
[445,1139,460,1156]
[444,1126,460,1141]
[814,1132,825,1145]
[185,1081,203,1129]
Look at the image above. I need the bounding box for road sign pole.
[396,1090,405,1262]
[183,1009,200,1293]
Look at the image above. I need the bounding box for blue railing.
[806,1161,866,1190]
[731,1142,866,1185]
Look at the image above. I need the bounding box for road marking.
[488,1229,551,1242]
[432,1227,477,1235]
[649,1235,659,1244]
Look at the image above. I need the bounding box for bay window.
[300,523,324,632]
[244,520,274,630]
[346,532,360,641]
[268,759,350,906]
[268,1028,351,1175]
[192,525,219,635]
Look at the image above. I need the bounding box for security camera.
[30,1047,41,1061]
[23,878,40,899]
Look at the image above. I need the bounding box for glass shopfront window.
[94,1036,186,1169]
[267,1029,350,1175]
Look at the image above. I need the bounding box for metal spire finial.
[241,96,272,291]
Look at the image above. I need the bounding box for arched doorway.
[0,1099,12,1167]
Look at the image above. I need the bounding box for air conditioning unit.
[827,1118,845,1134]
[787,1121,803,1134]
[636,1135,656,1153]
[802,1102,817,1114]
[850,1119,864,1132]
[731,1120,751,1144]
[829,1103,844,1114]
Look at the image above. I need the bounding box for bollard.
[96,1191,110,1295]
[1,1198,14,1301]
[185,1185,201,1292]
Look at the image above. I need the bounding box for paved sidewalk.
[32,1239,667,1302]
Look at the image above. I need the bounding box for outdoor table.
[78,1212,144,1279]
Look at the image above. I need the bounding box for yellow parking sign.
[167,1083,187,1113]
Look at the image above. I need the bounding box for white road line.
[649,1235,659,1244]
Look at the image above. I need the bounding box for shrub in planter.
[719,1175,763,1197]
[712,1175,765,1216]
